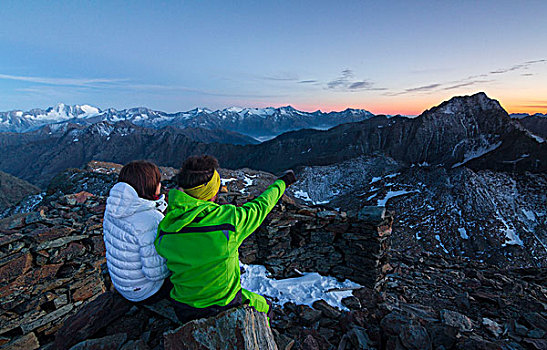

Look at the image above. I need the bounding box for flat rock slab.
[164,306,277,350]
[54,292,132,349]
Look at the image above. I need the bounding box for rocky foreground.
[0,166,545,349]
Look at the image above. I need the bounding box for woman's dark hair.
[177,155,219,189]
[118,160,161,200]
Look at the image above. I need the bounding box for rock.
[317,210,338,220]
[119,339,150,350]
[400,324,431,350]
[272,329,295,350]
[527,328,545,339]
[341,296,361,310]
[36,235,88,251]
[428,324,458,350]
[297,305,322,325]
[54,292,132,349]
[301,334,320,350]
[482,318,502,338]
[91,236,106,255]
[163,306,277,350]
[357,206,386,224]
[522,338,547,350]
[0,252,33,282]
[337,326,373,349]
[312,300,342,319]
[72,275,106,301]
[69,333,127,350]
[521,312,547,331]
[21,304,74,333]
[380,312,409,336]
[142,299,180,324]
[0,213,29,230]
[64,191,94,205]
[0,332,40,350]
[440,309,474,332]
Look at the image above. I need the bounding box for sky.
[0,0,546,115]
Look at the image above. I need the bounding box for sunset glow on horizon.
[0,1,546,116]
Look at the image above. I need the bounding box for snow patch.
[497,214,524,247]
[221,177,237,186]
[521,209,536,222]
[458,227,469,240]
[452,141,502,168]
[240,263,361,310]
[293,189,312,202]
[434,235,449,253]
[377,190,418,206]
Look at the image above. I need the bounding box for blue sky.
[1,0,546,115]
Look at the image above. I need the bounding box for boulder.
[163,306,277,350]
[54,292,132,349]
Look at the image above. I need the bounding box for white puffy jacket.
[103,182,170,302]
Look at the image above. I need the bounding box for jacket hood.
[106,182,164,218]
[159,188,218,233]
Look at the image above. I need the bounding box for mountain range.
[0,92,545,269]
[0,93,545,187]
[0,103,374,140]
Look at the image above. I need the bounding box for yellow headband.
[184,170,221,201]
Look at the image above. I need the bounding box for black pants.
[134,279,174,306]
[170,290,244,324]
[170,290,274,324]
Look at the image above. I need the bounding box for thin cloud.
[298,80,318,84]
[405,83,441,92]
[524,59,547,64]
[257,73,299,81]
[326,69,380,91]
[349,81,372,89]
[443,80,493,90]
[387,58,545,96]
[490,59,546,75]
[0,73,125,86]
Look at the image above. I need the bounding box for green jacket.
[154,179,286,308]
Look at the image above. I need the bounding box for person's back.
[103,161,170,302]
[155,155,296,323]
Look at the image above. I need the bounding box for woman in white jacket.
[103,160,170,302]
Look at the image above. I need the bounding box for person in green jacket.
[154,155,296,323]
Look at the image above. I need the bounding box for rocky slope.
[290,155,547,268]
[0,171,39,212]
[0,166,545,350]
[512,114,547,140]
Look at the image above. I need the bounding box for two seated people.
[102,156,296,323]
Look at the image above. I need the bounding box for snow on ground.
[452,141,502,168]
[377,190,418,206]
[293,189,313,202]
[521,209,536,222]
[221,177,237,186]
[242,175,254,187]
[240,263,361,311]
[497,213,524,247]
[434,235,450,254]
[458,227,469,240]
[370,176,382,184]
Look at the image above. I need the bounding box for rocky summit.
[0,164,545,350]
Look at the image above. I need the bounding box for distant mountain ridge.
[0,103,374,139]
[511,113,547,140]
[1,92,544,189]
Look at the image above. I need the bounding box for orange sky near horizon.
[291,93,547,117]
